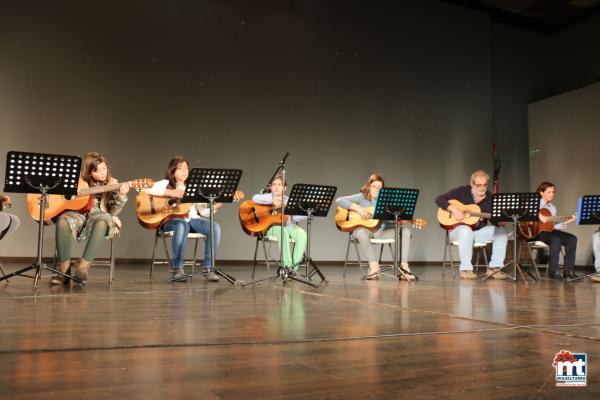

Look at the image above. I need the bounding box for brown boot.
[49,260,71,285]
[74,259,91,285]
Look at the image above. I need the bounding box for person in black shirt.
[435,170,508,280]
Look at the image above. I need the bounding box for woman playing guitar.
[251,175,307,270]
[143,156,223,282]
[335,173,414,280]
[535,181,577,280]
[50,152,130,285]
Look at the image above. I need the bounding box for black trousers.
[537,230,577,272]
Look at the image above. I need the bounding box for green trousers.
[56,218,108,262]
[266,225,307,270]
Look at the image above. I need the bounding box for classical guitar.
[137,190,244,229]
[27,178,154,222]
[335,206,428,232]
[518,208,575,239]
[437,199,491,230]
[239,200,290,236]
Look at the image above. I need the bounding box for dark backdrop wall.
[3,0,594,262]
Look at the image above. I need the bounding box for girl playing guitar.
[50,152,130,285]
[336,173,414,280]
[535,181,577,280]
[251,175,307,270]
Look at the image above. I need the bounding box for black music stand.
[175,168,242,285]
[570,195,600,281]
[363,188,419,281]
[285,183,336,284]
[484,192,540,282]
[0,151,83,289]
[242,183,336,289]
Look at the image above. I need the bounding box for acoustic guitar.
[518,208,575,239]
[27,178,154,222]
[137,190,244,229]
[239,200,289,236]
[437,199,491,230]
[335,206,428,232]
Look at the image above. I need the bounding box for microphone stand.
[260,152,289,194]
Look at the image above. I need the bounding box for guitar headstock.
[412,218,428,229]
[130,178,155,190]
[234,191,245,202]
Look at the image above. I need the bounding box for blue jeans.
[162,218,221,270]
[448,225,508,271]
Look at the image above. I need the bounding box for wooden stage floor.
[0,263,599,399]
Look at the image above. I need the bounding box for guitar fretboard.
[80,183,124,196]
[466,211,491,219]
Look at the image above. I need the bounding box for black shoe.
[548,271,563,280]
[564,271,578,280]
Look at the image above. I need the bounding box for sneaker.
[205,271,220,282]
[590,274,600,282]
[548,270,563,280]
[564,270,578,280]
[171,268,188,282]
[490,268,508,280]
[459,271,477,280]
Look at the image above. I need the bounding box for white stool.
[150,229,206,279]
[442,230,490,278]
[343,233,395,278]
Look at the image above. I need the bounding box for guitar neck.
[80,182,124,196]
[466,211,491,219]
[548,215,572,223]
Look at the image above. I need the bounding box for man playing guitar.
[435,169,509,280]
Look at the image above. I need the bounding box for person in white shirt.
[591,230,600,282]
[144,156,221,282]
[251,175,307,270]
[535,181,577,280]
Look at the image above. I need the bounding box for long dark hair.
[165,156,189,189]
[81,152,112,186]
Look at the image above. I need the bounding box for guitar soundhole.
[251,208,260,223]
[167,198,178,207]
